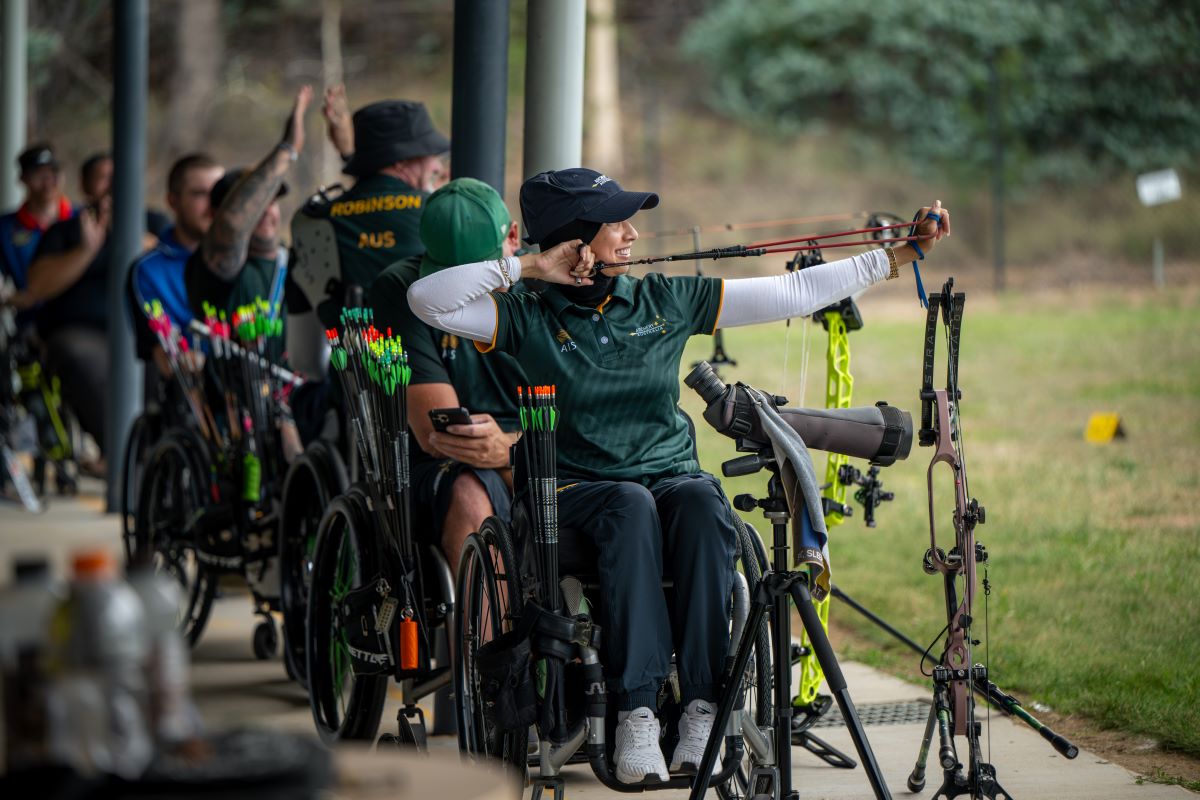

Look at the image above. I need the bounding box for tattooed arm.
[200,86,312,281]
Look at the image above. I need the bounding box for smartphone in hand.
[429,407,473,432]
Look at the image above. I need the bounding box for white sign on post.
[1136,169,1182,207]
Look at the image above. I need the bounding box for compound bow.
[906,278,1078,799]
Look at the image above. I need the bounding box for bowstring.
[798,314,812,408]
[779,318,792,398]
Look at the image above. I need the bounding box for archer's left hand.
[912,200,951,255]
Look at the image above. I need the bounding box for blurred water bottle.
[128,565,203,748]
[46,549,153,779]
[0,556,61,771]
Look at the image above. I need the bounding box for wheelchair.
[453,403,774,799]
[132,312,296,654]
[302,312,456,746]
[303,481,456,745]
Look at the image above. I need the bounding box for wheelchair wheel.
[306,488,388,742]
[737,519,773,730]
[134,429,217,646]
[121,411,158,561]
[454,517,526,771]
[279,440,348,688]
[735,519,775,798]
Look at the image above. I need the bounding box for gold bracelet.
[884,247,900,280]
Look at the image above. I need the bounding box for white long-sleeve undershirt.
[406,249,890,342]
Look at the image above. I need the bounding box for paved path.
[1,488,1190,799]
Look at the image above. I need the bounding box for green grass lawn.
[677,286,1200,755]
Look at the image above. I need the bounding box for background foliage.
[684,0,1200,184]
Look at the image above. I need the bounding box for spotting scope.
[685,362,913,467]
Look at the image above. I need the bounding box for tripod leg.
[688,597,771,800]
[790,581,892,800]
[908,703,936,793]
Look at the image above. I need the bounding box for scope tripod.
[689,453,892,800]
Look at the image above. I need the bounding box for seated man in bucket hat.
[291,92,450,331]
[285,91,451,446]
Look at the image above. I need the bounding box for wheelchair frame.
[453,477,776,799]
[301,313,457,746]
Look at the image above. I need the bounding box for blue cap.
[519,168,659,245]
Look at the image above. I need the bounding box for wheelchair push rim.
[279,441,348,688]
[454,518,526,771]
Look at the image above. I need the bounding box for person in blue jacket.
[127,154,224,374]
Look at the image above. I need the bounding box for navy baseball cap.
[18,143,58,174]
[519,168,659,245]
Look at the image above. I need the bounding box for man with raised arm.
[185,87,311,364]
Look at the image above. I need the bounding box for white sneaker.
[614,707,668,784]
[670,699,720,775]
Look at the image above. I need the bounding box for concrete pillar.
[107,0,147,510]
[1,0,28,210]
[523,0,586,179]
[452,0,510,195]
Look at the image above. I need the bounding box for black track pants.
[555,472,738,711]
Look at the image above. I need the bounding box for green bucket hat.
[419,177,512,278]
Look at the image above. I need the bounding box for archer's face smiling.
[588,219,638,275]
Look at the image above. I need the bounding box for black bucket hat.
[209,168,289,212]
[519,168,659,245]
[343,100,450,178]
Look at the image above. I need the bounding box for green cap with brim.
[419,177,511,278]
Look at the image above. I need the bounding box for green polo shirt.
[308,174,426,328]
[481,273,724,483]
[371,257,528,462]
[185,250,287,362]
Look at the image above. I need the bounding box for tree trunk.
[161,0,223,156]
[585,0,623,174]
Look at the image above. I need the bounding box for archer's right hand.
[521,239,596,286]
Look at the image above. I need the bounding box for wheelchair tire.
[279,440,348,689]
[737,518,774,729]
[306,488,388,742]
[121,411,158,562]
[454,517,526,773]
[736,518,775,798]
[134,428,217,647]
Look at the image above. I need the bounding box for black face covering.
[539,219,613,306]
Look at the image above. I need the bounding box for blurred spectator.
[19,152,170,463]
[128,154,224,374]
[79,152,114,206]
[0,144,73,294]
